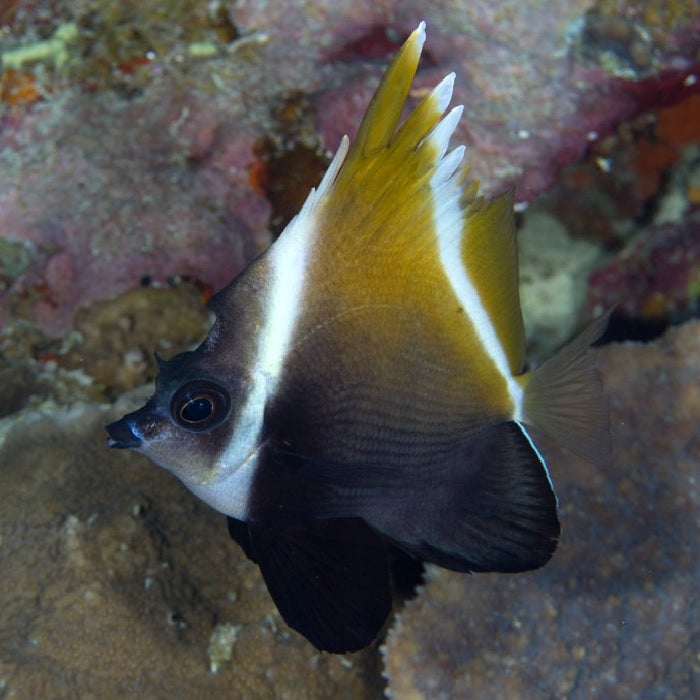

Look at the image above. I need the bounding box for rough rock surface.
[0,396,381,698]
[587,221,700,327]
[383,320,700,699]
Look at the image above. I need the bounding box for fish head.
[106,254,274,519]
[106,344,254,504]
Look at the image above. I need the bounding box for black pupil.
[180,396,213,423]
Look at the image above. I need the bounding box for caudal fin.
[520,312,611,464]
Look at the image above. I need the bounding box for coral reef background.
[1,0,699,697]
[1,0,698,336]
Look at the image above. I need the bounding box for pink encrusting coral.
[587,222,700,325]
[313,1,700,201]
[1,0,699,337]
[0,86,271,336]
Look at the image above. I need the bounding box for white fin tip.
[414,21,427,47]
[298,135,349,217]
[432,144,465,186]
[432,72,456,113]
[422,104,464,159]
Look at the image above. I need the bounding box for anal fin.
[381,421,560,574]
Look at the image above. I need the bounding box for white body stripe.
[208,139,350,518]
[429,141,525,419]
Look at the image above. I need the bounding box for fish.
[106,22,609,654]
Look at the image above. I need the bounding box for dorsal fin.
[352,22,427,157]
[276,22,523,428]
[461,190,526,375]
[312,22,466,262]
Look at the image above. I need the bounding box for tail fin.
[520,312,611,464]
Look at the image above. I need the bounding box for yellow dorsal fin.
[314,22,464,259]
[288,21,450,249]
[286,22,525,425]
[352,22,427,157]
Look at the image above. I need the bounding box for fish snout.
[106,417,142,449]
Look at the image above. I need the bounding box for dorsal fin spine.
[352,21,427,156]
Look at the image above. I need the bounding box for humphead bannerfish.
[107,22,609,653]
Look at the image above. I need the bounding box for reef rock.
[587,221,700,329]
[383,320,700,699]
[0,396,379,698]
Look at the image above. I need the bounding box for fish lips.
[106,417,142,449]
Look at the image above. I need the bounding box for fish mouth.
[106,418,142,449]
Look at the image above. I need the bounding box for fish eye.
[171,380,230,432]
